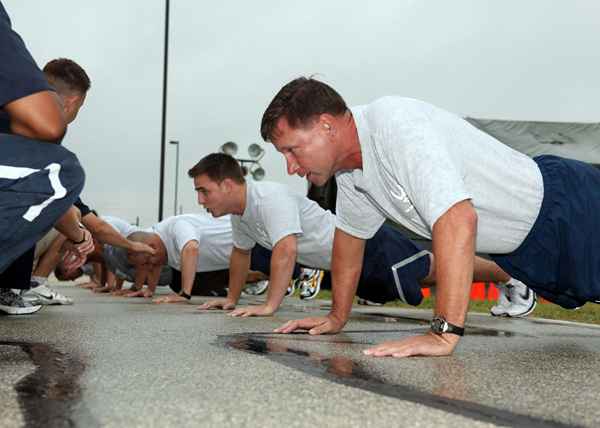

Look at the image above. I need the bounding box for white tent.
[466,118,600,166]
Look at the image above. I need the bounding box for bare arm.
[275,229,365,333]
[154,240,198,303]
[430,200,476,333]
[3,91,66,142]
[180,241,199,296]
[364,200,477,358]
[230,235,298,317]
[82,213,154,254]
[54,206,85,242]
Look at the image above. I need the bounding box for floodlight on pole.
[250,164,265,181]
[247,143,265,161]
[220,141,238,156]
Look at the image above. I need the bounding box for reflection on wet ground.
[220,333,574,428]
[0,341,94,428]
[349,312,529,337]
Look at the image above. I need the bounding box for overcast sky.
[4,0,599,226]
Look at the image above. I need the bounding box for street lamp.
[170,140,180,216]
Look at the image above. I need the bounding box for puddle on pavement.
[0,341,96,428]
[219,333,572,428]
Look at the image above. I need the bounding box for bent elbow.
[35,119,67,142]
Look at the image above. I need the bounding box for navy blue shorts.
[0,134,84,273]
[492,155,600,309]
[357,224,429,306]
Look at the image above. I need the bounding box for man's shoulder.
[248,180,294,205]
[357,97,432,129]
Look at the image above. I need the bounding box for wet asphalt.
[1,283,599,428]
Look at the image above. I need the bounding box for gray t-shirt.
[101,215,139,238]
[153,214,232,272]
[231,181,336,270]
[102,245,172,285]
[335,97,544,254]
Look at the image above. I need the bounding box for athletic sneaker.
[0,289,42,315]
[490,282,510,316]
[357,298,383,306]
[299,268,324,300]
[285,278,298,297]
[242,280,269,296]
[24,283,73,305]
[490,279,536,318]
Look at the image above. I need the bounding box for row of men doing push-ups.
[27,154,536,325]
[3,0,600,358]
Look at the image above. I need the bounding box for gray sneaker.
[242,280,269,296]
[23,283,73,305]
[298,268,324,300]
[491,279,536,318]
[0,289,42,315]
[490,282,510,316]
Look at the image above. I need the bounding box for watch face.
[431,317,446,334]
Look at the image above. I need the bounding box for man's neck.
[336,113,363,170]
[232,182,247,216]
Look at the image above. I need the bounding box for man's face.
[193,174,233,217]
[271,116,337,186]
[127,251,151,267]
[127,240,165,267]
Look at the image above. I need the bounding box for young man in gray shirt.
[192,153,525,318]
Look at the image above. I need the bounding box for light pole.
[158,0,171,221]
[170,140,180,216]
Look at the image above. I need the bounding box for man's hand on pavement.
[126,289,153,298]
[274,313,346,335]
[229,304,274,317]
[363,332,460,358]
[153,293,188,304]
[197,298,236,311]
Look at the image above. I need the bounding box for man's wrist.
[328,311,348,326]
[74,228,86,244]
[178,290,192,300]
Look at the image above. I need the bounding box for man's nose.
[285,155,300,175]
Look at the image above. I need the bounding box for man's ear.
[221,178,233,193]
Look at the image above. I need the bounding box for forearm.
[54,206,85,242]
[133,268,148,291]
[180,247,199,296]
[227,248,251,303]
[264,248,297,312]
[146,267,162,293]
[330,230,365,322]
[89,222,133,249]
[432,201,477,328]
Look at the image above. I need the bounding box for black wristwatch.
[430,316,464,336]
[179,290,192,300]
[74,225,87,244]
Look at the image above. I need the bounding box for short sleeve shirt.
[101,215,139,237]
[153,214,233,272]
[0,4,52,108]
[231,181,336,270]
[336,97,544,254]
[74,198,92,218]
